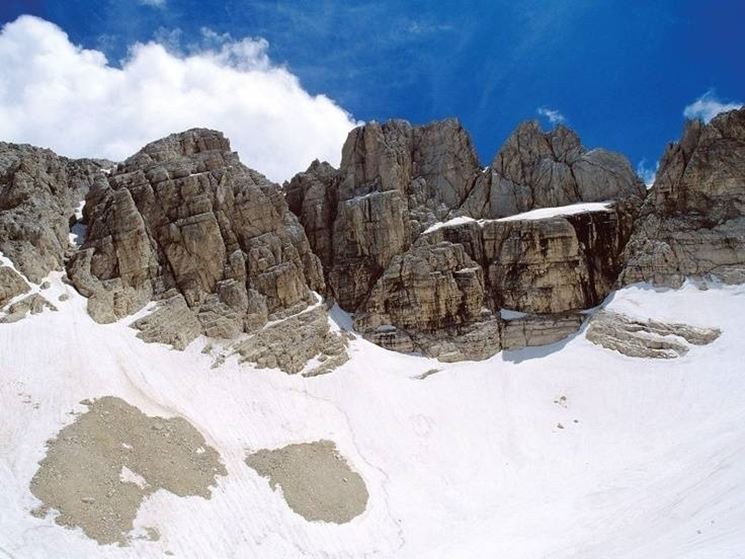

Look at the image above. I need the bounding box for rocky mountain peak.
[118,128,233,172]
[462,120,645,219]
[621,106,745,286]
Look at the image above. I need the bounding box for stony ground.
[246,440,369,523]
[30,396,226,545]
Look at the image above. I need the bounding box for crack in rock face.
[246,440,369,524]
[29,396,226,546]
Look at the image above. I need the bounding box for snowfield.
[1,269,745,558]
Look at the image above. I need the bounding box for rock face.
[621,107,745,286]
[0,143,106,282]
[287,119,644,360]
[66,129,325,339]
[286,118,482,311]
[0,130,348,373]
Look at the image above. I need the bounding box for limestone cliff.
[287,119,645,359]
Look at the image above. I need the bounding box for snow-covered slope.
[2,269,745,558]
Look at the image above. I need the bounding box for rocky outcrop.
[460,122,645,219]
[287,119,645,360]
[233,305,349,375]
[1,293,57,323]
[131,292,203,350]
[354,241,486,334]
[502,313,585,350]
[0,130,348,373]
[586,310,721,358]
[353,204,632,359]
[480,206,636,313]
[621,107,745,286]
[0,143,107,282]
[285,160,339,270]
[353,240,498,361]
[0,265,29,307]
[66,129,325,340]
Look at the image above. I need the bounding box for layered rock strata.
[0,131,349,372]
[621,107,745,286]
[285,118,482,311]
[586,310,721,358]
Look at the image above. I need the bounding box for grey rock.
[131,293,202,350]
[286,118,481,311]
[586,310,721,358]
[621,107,745,286]
[0,265,29,307]
[0,142,106,282]
[461,121,645,219]
[502,313,585,350]
[481,206,635,313]
[66,129,327,359]
[1,293,57,323]
[287,118,646,360]
[233,305,349,375]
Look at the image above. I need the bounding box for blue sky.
[0,0,742,180]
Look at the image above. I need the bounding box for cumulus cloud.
[683,90,742,123]
[636,159,658,188]
[537,106,566,125]
[0,16,359,181]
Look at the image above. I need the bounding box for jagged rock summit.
[621,106,745,286]
[461,121,645,218]
[286,118,646,360]
[67,128,324,330]
[2,110,742,366]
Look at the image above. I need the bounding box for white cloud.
[138,0,167,7]
[0,16,359,182]
[636,159,658,188]
[683,90,742,124]
[537,106,566,125]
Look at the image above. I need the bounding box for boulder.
[0,265,29,307]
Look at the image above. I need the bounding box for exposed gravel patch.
[30,396,226,545]
[246,440,368,523]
